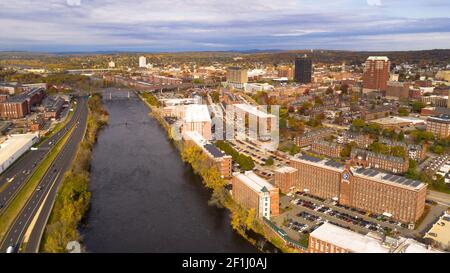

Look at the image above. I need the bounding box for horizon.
[1,0,450,52]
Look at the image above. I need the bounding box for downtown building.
[362,56,391,93]
[0,88,46,119]
[232,171,279,220]
[274,154,427,223]
[294,56,312,84]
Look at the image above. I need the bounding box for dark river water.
[79,90,256,253]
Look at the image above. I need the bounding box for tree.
[351,118,365,131]
[265,157,274,166]
[398,107,409,117]
[412,101,426,113]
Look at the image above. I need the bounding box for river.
[79,89,256,253]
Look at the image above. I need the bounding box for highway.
[0,97,83,214]
[0,97,88,253]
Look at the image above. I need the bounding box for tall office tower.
[226,67,248,89]
[294,55,312,84]
[362,56,390,92]
[139,56,147,68]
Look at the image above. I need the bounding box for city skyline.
[1,0,450,52]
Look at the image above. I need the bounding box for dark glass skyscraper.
[294,56,312,83]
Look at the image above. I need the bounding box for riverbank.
[139,93,300,253]
[40,94,109,253]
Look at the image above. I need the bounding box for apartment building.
[232,171,279,220]
[311,140,343,158]
[426,114,450,138]
[351,148,409,174]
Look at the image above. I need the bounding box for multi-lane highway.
[0,97,83,214]
[0,97,88,253]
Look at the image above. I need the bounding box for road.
[427,190,450,206]
[0,97,88,253]
[0,97,83,214]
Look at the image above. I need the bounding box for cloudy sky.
[0,0,450,52]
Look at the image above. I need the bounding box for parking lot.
[272,191,425,242]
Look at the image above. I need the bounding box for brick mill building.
[274,154,427,223]
[232,171,279,220]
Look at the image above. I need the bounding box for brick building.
[0,88,45,119]
[426,114,450,138]
[183,131,232,179]
[351,148,409,174]
[274,154,426,223]
[385,81,410,100]
[295,128,334,147]
[311,140,343,158]
[362,56,390,92]
[232,171,279,220]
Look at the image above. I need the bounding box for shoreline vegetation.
[140,93,300,253]
[40,94,109,253]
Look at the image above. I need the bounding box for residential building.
[351,148,409,174]
[295,128,334,147]
[426,114,450,138]
[385,81,410,100]
[182,104,212,140]
[311,140,343,158]
[226,67,248,89]
[232,171,279,220]
[363,56,390,92]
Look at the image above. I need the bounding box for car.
[36,186,42,191]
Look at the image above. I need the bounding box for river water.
[79,90,256,253]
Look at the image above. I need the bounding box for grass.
[0,124,75,241]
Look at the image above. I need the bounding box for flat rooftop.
[234,171,275,193]
[311,222,389,253]
[183,104,211,123]
[424,212,450,248]
[0,134,38,164]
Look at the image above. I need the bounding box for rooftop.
[310,222,389,253]
[292,153,424,191]
[183,104,211,123]
[367,56,390,61]
[234,171,276,194]
[0,134,38,166]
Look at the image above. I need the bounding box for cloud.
[0,0,449,51]
[367,0,382,7]
[66,0,81,6]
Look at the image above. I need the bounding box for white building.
[244,83,274,93]
[108,61,116,68]
[309,222,443,253]
[0,134,39,174]
[139,56,147,68]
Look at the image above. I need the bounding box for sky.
[0,0,450,52]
